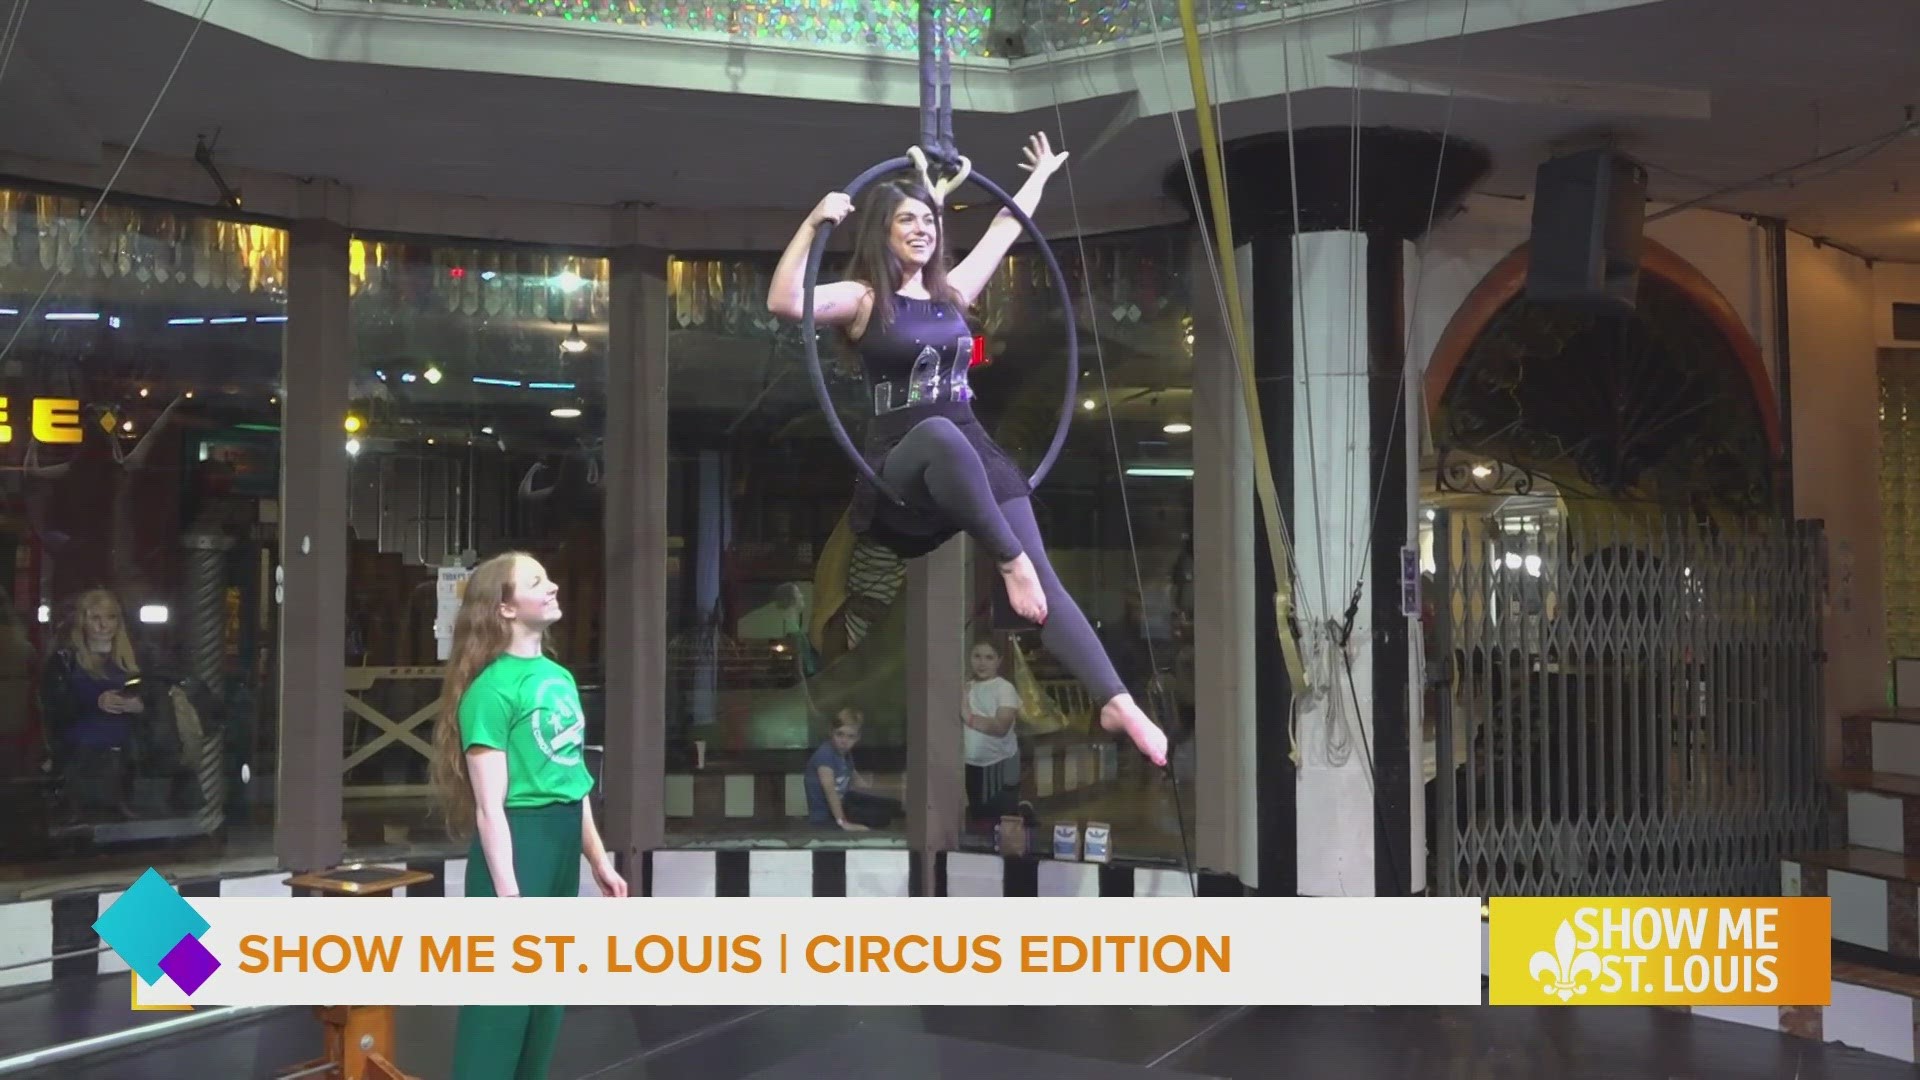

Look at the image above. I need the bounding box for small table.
[286,865,436,898]
[276,864,433,1080]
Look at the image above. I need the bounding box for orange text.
[237,934,403,974]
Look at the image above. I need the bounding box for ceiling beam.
[0,146,1186,250]
[1348,59,1712,120]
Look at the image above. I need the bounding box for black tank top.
[853,293,977,416]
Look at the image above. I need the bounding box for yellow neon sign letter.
[29,398,82,444]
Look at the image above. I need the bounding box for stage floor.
[4,980,1916,1080]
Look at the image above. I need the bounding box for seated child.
[804,708,901,831]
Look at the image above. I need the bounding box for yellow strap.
[807,508,857,652]
[1175,0,1310,698]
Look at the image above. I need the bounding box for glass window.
[958,227,1196,865]
[664,225,1196,865]
[666,254,912,846]
[0,188,286,896]
[344,238,608,858]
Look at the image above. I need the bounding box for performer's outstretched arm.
[947,132,1067,306]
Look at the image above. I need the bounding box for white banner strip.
[133,898,1482,1007]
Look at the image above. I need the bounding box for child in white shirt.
[963,638,1024,827]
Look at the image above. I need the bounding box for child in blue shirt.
[804,709,901,830]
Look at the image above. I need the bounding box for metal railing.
[0,1004,287,1077]
[0,943,112,974]
[1430,510,1828,897]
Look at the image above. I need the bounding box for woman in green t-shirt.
[431,550,627,1080]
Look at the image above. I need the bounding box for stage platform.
[2,974,1915,1079]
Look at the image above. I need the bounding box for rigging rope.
[1034,32,1199,896]
[1273,5,1336,651]
[1318,0,1473,897]
[0,0,218,367]
[0,0,33,89]
[1164,0,1314,703]
[1336,0,1474,642]
[1152,0,1481,895]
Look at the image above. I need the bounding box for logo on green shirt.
[460,653,595,808]
[530,676,586,767]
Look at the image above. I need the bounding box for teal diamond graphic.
[93,869,210,985]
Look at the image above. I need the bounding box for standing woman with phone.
[431,551,627,1080]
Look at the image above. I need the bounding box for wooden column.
[276,197,351,873]
[906,537,967,891]
[601,242,669,868]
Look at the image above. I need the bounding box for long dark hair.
[843,177,963,331]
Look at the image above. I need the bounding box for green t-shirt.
[459,653,593,807]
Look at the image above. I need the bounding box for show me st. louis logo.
[93,868,221,1003]
[1529,919,1602,1001]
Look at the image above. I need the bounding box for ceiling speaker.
[1526,147,1648,312]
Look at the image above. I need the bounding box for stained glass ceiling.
[368,0,1304,56]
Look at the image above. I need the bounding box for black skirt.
[850,400,1031,560]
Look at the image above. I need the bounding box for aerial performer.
[766,132,1167,769]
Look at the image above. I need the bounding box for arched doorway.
[1425,239,1782,511]
[1419,241,1823,900]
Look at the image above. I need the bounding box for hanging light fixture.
[560,323,587,354]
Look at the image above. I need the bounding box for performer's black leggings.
[881,417,1127,706]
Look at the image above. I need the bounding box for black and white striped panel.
[0,862,470,988]
[939,852,1247,897]
[645,850,915,897]
[654,745,1117,826]
[267,852,916,899]
[1,876,237,988]
[0,895,65,989]
[662,772,909,824]
[402,856,604,900]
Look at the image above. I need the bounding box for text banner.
[129,898,1484,1007]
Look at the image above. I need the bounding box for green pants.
[451,800,582,1080]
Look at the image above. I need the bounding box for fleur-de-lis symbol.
[1528,920,1601,1001]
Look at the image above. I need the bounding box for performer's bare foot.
[999,554,1048,624]
[1100,693,1168,767]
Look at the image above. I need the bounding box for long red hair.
[430,551,538,838]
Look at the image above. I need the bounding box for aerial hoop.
[798,153,1081,508]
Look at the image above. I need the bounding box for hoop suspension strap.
[936,2,955,163]
[1176,0,1310,699]
[917,0,960,172]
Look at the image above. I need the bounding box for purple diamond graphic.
[158,934,220,995]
